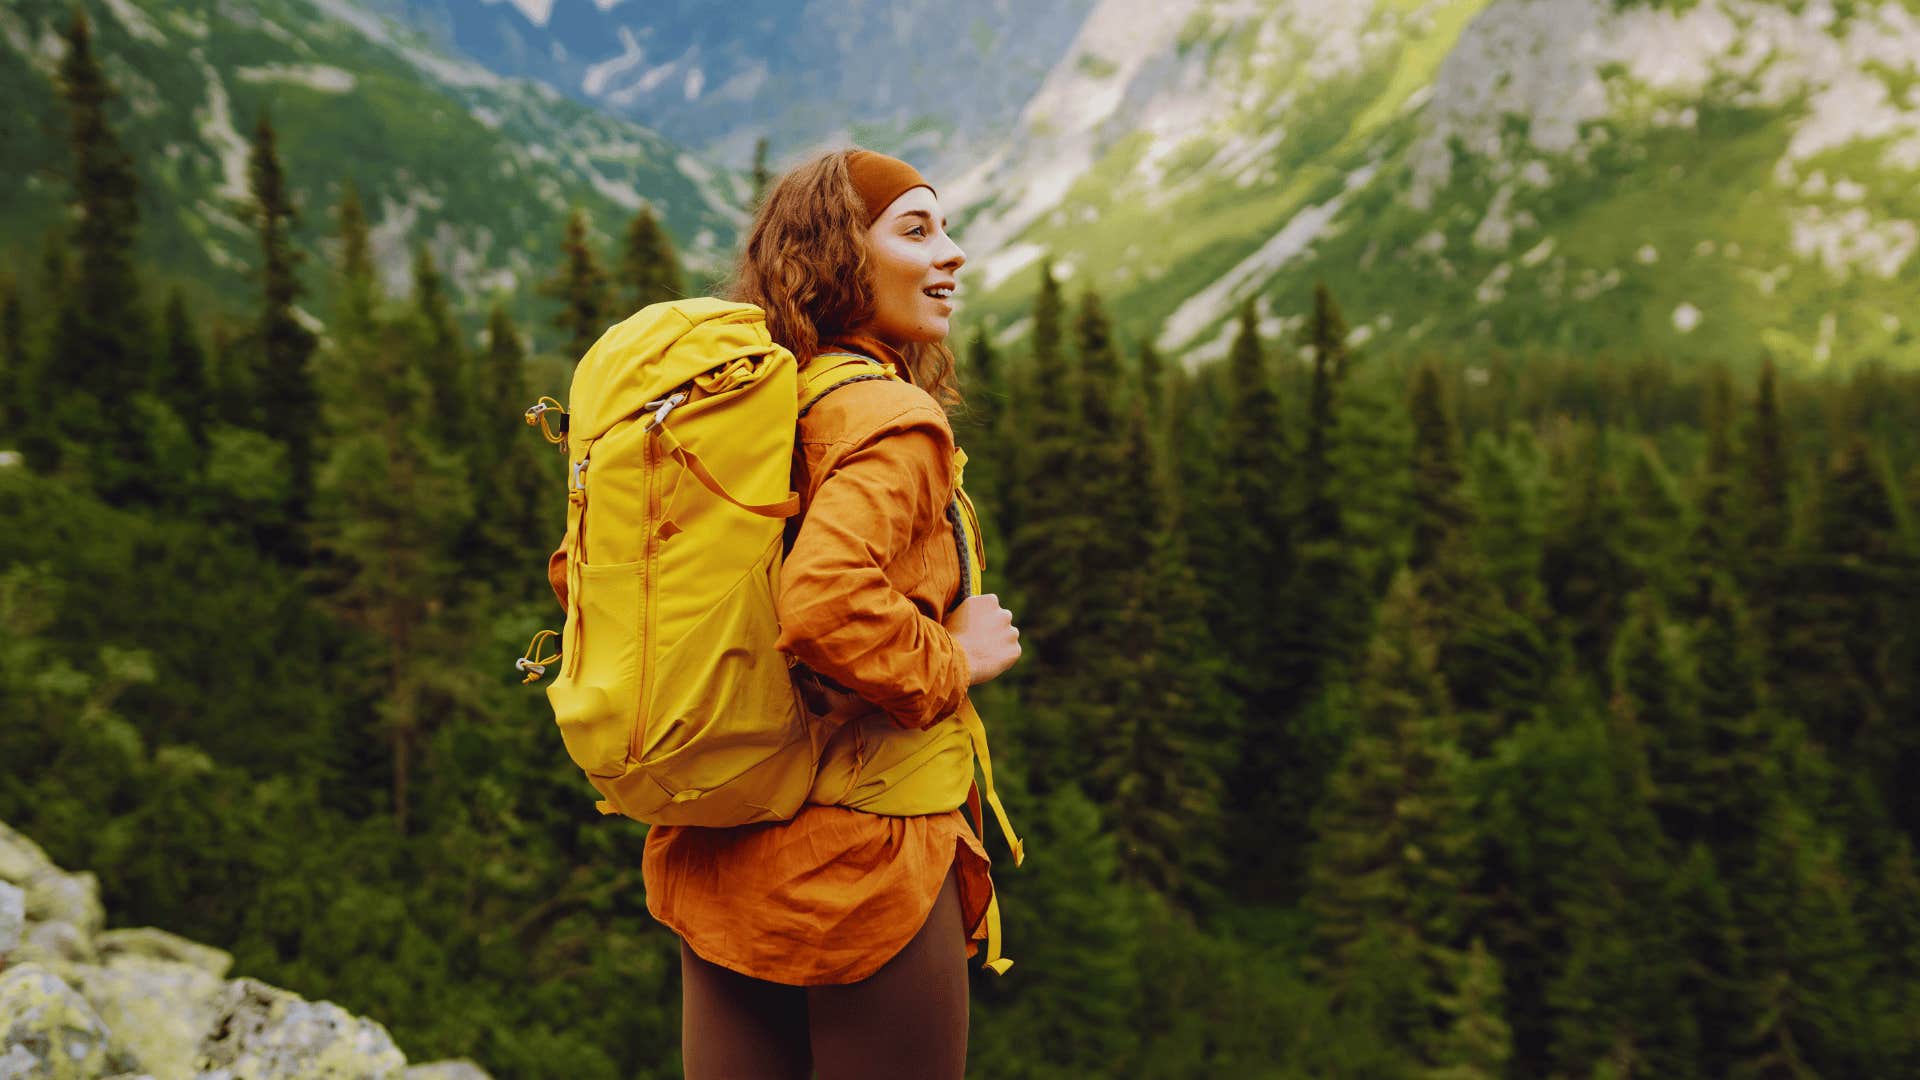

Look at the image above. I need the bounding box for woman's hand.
[945,594,1021,686]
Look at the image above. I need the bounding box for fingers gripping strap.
[653,426,800,518]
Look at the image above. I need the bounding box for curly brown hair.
[721,148,962,408]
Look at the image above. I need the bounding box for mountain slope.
[0,0,742,337]
[361,0,1097,166]
[946,0,1920,372]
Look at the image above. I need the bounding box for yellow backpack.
[517,298,1023,970]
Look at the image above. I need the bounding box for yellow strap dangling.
[961,698,1024,975]
[515,629,560,684]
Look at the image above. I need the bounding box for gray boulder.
[64,955,225,1080]
[0,824,104,943]
[0,962,123,1079]
[194,978,406,1079]
[14,921,96,967]
[95,929,232,979]
[0,883,21,958]
[0,823,47,888]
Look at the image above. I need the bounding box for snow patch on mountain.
[1789,205,1919,280]
[237,63,357,94]
[192,58,251,202]
[946,0,1203,258]
[1411,0,1920,209]
[1159,164,1379,350]
[100,0,165,44]
[582,164,644,211]
[305,0,503,90]
[978,242,1048,292]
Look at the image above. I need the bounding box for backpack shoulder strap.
[799,351,896,417]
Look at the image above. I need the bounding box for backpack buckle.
[643,393,688,432]
[571,458,590,491]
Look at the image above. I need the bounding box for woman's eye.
[907,226,925,237]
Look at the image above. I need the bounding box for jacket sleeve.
[775,401,971,730]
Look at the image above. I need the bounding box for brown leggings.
[679,866,969,1080]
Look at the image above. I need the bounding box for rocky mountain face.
[361,0,1097,167]
[950,0,1920,368]
[9,0,1916,367]
[0,819,485,1080]
[0,0,742,335]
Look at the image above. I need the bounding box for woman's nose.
[939,236,966,270]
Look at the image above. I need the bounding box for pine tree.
[1542,429,1635,680]
[952,330,1006,518]
[1746,359,1791,560]
[335,181,376,335]
[620,206,682,315]
[1206,298,1289,670]
[1621,439,1690,605]
[1674,574,1879,1078]
[1067,289,1131,660]
[975,785,1143,1075]
[312,267,474,834]
[1426,939,1513,1080]
[543,208,610,360]
[1089,399,1231,903]
[154,290,210,449]
[1670,842,1746,1078]
[1,277,24,435]
[1209,298,1304,898]
[1411,367,1548,747]
[1861,838,1920,1072]
[468,302,553,579]
[1535,593,1706,1077]
[1306,571,1477,1063]
[751,136,771,207]
[1681,364,1740,619]
[1479,670,1694,1079]
[1410,363,1471,572]
[1775,437,1913,846]
[51,8,148,492]
[1300,281,1349,538]
[411,244,473,451]
[1005,260,1079,703]
[1741,358,1793,664]
[247,109,320,523]
[1280,285,1369,703]
[1135,340,1164,423]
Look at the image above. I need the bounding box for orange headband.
[848,149,935,226]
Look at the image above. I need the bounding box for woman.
[641,148,1023,1079]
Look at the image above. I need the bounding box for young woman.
[640,148,1023,1079]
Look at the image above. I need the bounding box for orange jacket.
[777,337,970,731]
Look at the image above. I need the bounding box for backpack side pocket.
[547,560,644,777]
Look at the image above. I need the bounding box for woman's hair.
[722,148,961,408]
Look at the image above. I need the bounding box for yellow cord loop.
[516,629,560,684]
[525,397,569,451]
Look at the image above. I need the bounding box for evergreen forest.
[4,13,1920,1079]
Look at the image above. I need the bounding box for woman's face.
[863,186,965,347]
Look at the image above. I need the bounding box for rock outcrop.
[0,820,489,1080]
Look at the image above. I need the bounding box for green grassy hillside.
[0,0,741,343]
